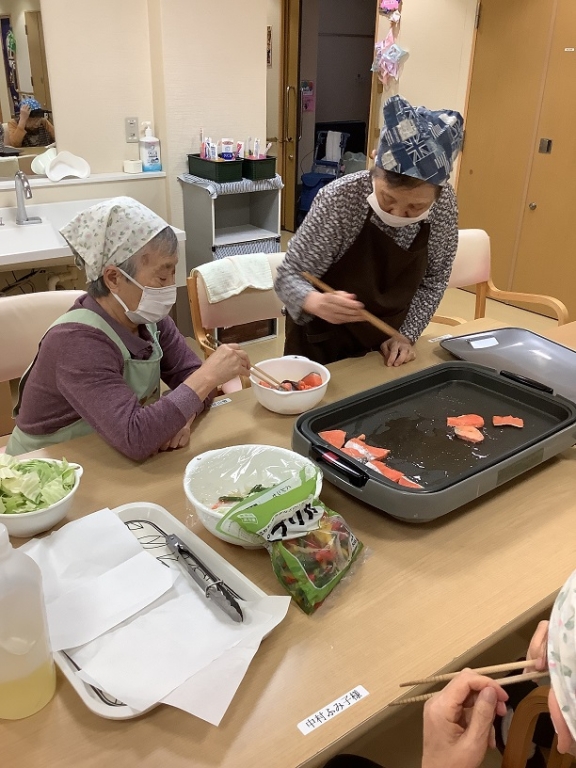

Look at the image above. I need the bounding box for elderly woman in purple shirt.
[6,197,250,461]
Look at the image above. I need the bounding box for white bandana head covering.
[549,569,576,740]
[60,196,168,282]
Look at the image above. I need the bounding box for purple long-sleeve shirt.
[16,294,211,461]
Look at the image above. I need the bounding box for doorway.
[267,0,376,232]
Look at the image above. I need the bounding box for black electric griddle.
[292,362,576,522]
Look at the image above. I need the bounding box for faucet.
[15,171,41,225]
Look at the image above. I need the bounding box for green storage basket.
[187,154,244,183]
[242,156,276,180]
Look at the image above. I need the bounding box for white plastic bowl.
[0,460,83,538]
[183,444,322,547]
[250,356,330,415]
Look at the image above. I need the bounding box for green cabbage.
[0,455,76,514]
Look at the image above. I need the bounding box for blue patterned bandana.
[20,97,42,113]
[376,95,464,186]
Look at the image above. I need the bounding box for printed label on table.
[470,337,498,349]
[211,398,232,408]
[428,334,453,343]
[297,686,369,735]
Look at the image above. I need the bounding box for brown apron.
[284,212,431,364]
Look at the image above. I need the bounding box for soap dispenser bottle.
[0,523,56,719]
[139,121,162,172]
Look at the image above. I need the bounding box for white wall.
[149,0,267,230]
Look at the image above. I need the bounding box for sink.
[0,197,186,282]
[0,221,65,257]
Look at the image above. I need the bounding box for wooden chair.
[432,229,569,326]
[0,290,84,441]
[501,686,573,768]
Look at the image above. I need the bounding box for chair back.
[188,253,285,350]
[447,229,491,288]
[0,290,84,382]
[501,685,573,768]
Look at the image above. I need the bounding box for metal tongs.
[166,534,244,623]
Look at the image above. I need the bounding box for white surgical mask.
[367,189,432,228]
[112,268,177,324]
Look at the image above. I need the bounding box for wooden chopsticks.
[205,334,285,390]
[301,271,402,341]
[391,660,547,707]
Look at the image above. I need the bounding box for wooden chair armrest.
[431,314,468,326]
[487,280,569,325]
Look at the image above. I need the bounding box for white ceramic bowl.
[183,444,322,547]
[0,460,83,538]
[250,356,330,415]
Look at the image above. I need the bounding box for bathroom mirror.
[0,2,54,154]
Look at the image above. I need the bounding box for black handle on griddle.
[500,369,554,394]
[310,445,369,488]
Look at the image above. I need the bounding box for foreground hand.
[380,335,416,367]
[202,343,251,385]
[525,620,549,672]
[303,290,365,324]
[159,415,196,452]
[18,103,31,127]
[422,671,508,768]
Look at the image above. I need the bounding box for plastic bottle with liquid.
[0,523,56,720]
[139,121,162,172]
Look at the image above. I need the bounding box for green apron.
[6,308,162,456]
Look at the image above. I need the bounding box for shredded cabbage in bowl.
[0,455,77,514]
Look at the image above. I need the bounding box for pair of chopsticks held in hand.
[301,272,403,342]
[205,334,286,390]
[391,659,547,706]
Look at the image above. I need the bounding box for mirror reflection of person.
[7,97,55,148]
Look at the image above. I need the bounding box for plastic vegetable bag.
[196,447,364,614]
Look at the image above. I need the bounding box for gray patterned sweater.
[275,171,458,342]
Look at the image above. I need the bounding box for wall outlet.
[125,116,139,143]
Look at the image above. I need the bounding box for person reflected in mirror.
[7,97,55,148]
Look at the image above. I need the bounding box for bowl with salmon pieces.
[250,356,330,415]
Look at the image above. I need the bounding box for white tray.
[54,502,266,720]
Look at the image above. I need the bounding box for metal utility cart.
[178,173,284,272]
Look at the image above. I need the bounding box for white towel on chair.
[195,253,274,304]
[324,131,343,163]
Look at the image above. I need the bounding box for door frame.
[279,0,300,232]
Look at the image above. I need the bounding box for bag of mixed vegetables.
[215,464,364,614]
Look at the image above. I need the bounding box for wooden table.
[6,319,576,768]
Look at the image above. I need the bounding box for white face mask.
[367,189,432,228]
[112,268,177,324]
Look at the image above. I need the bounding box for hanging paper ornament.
[380,0,400,15]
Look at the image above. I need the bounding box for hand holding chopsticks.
[392,659,547,706]
[301,271,403,341]
[205,334,285,390]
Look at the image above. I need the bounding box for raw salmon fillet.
[492,416,524,428]
[447,414,485,428]
[454,426,485,444]
[344,437,390,461]
[319,429,347,449]
[366,461,405,482]
[341,445,366,459]
[398,477,424,489]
